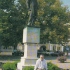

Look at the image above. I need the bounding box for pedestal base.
[17,57,38,70]
[17,26,40,70]
[17,44,38,70]
[21,57,38,65]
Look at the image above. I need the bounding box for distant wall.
[37,43,64,51]
[0,46,14,52]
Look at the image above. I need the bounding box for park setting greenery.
[2,62,16,70]
[57,56,67,63]
[0,0,70,70]
[2,62,60,70]
[0,0,70,49]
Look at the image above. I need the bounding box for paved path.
[47,59,70,69]
[46,55,70,69]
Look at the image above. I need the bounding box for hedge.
[2,62,60,70]
[2,61,18,70]
[23,66,34,70]
[47,62,60,70]
[23,62,60,70]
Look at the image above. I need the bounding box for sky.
[61,0,70,11]
[14,0,70,11]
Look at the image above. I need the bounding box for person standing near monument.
[34,55,47,70]
[26,0,38,26]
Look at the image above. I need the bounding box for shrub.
[48,62,60,70]
[2,62,16,70]
[2,61,19,70]
[23,62,60,70]
[57,56,67,63]
[2,61,60,70]
[23,66,34,70]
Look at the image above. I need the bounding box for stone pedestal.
[17,26,40,70]
[23,26,40,43]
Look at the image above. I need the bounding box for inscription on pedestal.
[23,27,40,43]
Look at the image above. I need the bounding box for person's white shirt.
[34,58,47,70]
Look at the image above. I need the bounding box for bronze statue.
[26,0,38,26]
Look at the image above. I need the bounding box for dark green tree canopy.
[0,0,70,48]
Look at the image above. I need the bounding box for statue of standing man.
[26,0,38,26]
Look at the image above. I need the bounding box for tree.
[36,0,70,44]
[0,0,70,48]
[0,0,27,48]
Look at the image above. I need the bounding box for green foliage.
[37,0,69,43]
[0,0,70,48]
[23,66,34,70]
[57,56,67,63]
[2,62,16,70]
[2,61,19,70]
[23,62,60,70]
[48,62,60,70]
[2,62,60,70]
[0,0,27,48]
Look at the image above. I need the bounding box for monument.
[26,0,38,26]
[17,0,40,70]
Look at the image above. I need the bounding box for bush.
[2,61,60,70]
[57,56,67,63]
[23,62,60,70]
[23,66,34,70]
[48,62,60,70]
[2,61,19,70]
